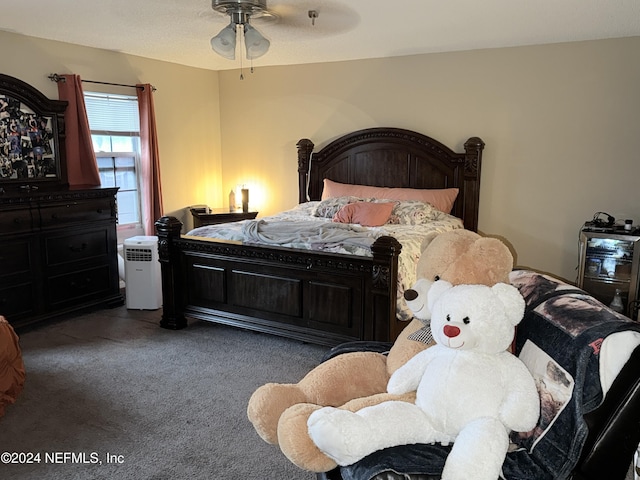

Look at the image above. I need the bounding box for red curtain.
[56,74,101,186]
[136,84,164,235]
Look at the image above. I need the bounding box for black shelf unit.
[578,229,640,319]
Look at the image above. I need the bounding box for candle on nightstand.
[241,188,249,213]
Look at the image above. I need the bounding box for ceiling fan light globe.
[211,24,237,60]
[244,23,270,59]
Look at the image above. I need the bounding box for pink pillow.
[321,179,459,214]
[332,202,395,227]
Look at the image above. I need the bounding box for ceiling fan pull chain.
[240,26,245,80]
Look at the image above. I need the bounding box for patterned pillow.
[383,200,442,225]
[312,196,368,218]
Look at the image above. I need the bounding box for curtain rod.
[48,73,156,92]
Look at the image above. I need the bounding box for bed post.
[297,138,314,203]
[370,236,402,341]
[155,216,187,330]
[462,137,485,233]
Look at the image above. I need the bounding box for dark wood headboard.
[296,127,484,232]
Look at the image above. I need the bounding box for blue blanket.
[339,270,640,480]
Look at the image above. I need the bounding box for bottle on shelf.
[609,288,625,314]
[229,189,236,212]
[625,219,633,232]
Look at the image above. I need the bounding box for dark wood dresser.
[0,186,123,329]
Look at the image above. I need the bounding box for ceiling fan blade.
[256,1,359,35]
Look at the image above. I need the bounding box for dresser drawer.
[0,208,34,235]
[46,264,112,308]
[39,198,114,227]
[0,282,35,319]
[0,239,32,278]
[44,229,109,267]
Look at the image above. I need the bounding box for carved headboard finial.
[296,139,314,172]
[463,137,485,177]
[297,139,314,203]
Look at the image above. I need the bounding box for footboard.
[155,216,403,346]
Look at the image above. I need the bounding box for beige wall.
[1,30,223,231]
[4,30,640,283]
[218,37,640,283]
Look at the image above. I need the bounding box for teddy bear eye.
[446,314,450,322]
[463,317,470,324]
[434,275,440,281]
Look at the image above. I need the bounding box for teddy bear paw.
[307,407,373,465]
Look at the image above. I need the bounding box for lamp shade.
[244,23,270,59]
[211,23,237,59]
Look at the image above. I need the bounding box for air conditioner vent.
[125,248,153,262]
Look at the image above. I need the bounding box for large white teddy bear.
[307,280,540,480]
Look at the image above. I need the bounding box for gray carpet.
[2,306,636,480]
[0,306,327,479]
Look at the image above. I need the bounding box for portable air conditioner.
[124,236,162,310]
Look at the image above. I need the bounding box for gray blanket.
[242,219,380,250]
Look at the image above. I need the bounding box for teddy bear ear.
[490,282,526,325]
[427,280,453,312]
[419,231,440,254]
[464,238,514,285]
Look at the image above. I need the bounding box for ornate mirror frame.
[0,73,68,190]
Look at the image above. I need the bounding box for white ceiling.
[2,0,639,71]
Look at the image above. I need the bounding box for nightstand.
[190,207,258,228]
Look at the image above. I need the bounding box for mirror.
[0,74,67,190]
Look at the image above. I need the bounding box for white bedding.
[187,201,464,321]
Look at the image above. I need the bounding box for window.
[84,92,142,231]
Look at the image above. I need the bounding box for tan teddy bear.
[247,229,514,472]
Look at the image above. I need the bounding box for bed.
[155,127,484,346]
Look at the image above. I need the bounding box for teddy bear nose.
[404,289,418,301]
[443,325,460,338]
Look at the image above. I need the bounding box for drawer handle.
[13,217,22,224]
[70,278,92,290]
[69,243,88,253]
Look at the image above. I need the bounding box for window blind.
[84,92,140,133]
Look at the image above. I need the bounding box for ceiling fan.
[210,0,273,60]
[208,0,359,63]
